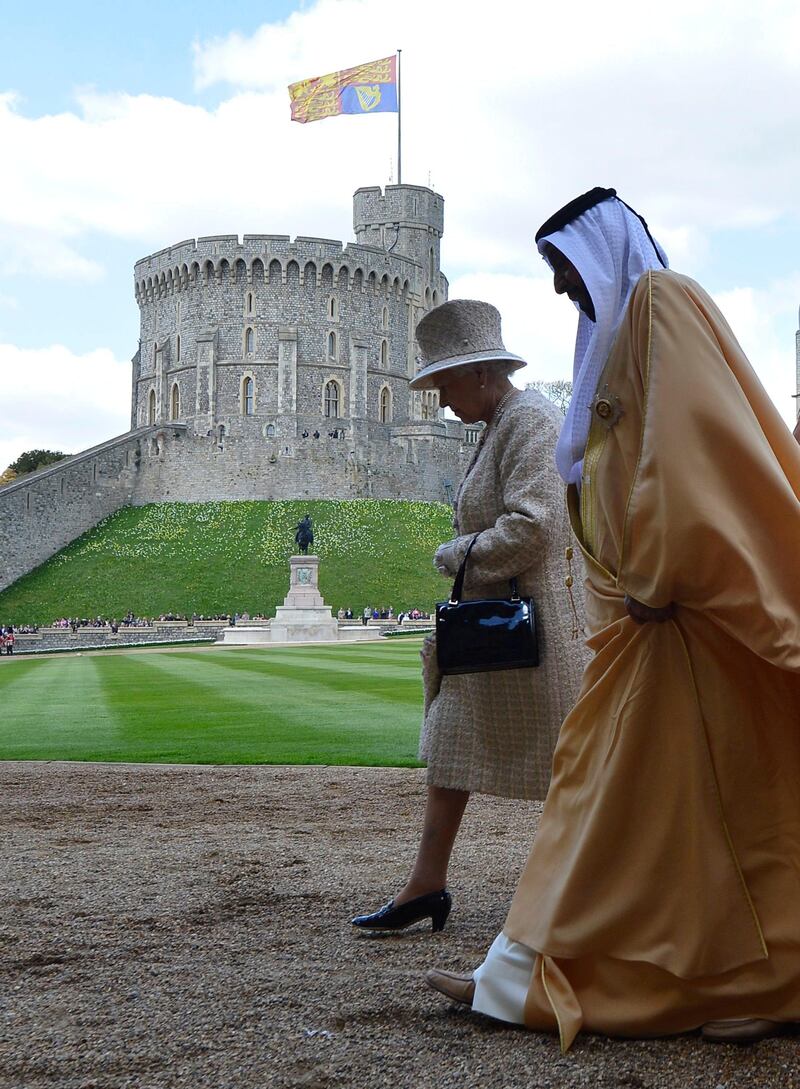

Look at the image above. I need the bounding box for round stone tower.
[132,185,448,446]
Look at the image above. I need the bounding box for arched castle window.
[304,262,317,289]
[379,386,392,423]
[252,259,265,284]
[152,342,158,367]
[171,383,180,420]
[245,291,255,316]
[429,247,435,281]
[269,259,282,286]
[244,327,255,356]
[176,300,181,325]
[176,335,181,362]
[324,380,341,419]
[242,376,255,416]
[327,330,337,361]
[266,424,276,438]
[421,390,439,421]
[382,306,389,330]
[380,339,388,368]
[219,259,230,282]
[235,259,247,283]
[204,260,214,283]
[328,296,338,321]
[148,389,156,425]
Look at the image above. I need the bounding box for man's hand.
[624,595,676,625]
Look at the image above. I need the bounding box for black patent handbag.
[435,534,539,675]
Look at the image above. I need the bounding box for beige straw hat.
[409,299,526,390]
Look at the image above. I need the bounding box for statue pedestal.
[220,554,382,646]
[269,555,339,643]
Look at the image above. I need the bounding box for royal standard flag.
[289,56,398,124]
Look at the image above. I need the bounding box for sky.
[2,0,800,470]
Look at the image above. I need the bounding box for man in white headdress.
[424,188,800,1048]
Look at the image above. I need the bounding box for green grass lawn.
[0,640,425,766]
[0,499,453,625]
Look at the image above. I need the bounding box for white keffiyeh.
[538,198,668,485]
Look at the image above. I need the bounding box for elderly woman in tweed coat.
[352,300,589,934]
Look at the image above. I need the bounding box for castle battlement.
[134,238,434,303]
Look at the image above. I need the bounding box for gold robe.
[503,269,800,1049]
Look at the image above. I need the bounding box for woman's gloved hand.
[434,541,459,578]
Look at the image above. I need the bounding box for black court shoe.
[351,889,452,933]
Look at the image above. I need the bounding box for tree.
[526,380,573,415]
[7,449,68,476]
[0,467,17,486]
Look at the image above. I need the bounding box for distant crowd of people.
[336,606,431,626]
[47,611,241,632]
[1,607,432,646]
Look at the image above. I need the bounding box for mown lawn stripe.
[0,644,424,766]
[0,656,123,759]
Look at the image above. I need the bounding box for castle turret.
[353,185,444,290]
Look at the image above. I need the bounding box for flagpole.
[396,49,402,185]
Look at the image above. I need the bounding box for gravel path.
[0,762,796,1088]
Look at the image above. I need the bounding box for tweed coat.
[419,388,590,800]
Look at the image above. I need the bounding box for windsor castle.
[0,185,479,591]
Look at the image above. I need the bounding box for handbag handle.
[448,533,520,605]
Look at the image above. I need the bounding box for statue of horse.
[294,515,314,555]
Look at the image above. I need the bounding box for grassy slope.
[0,499,454,625]
[0,642,426,765]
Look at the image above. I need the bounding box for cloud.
[447,270,577,386]
[189,0,800,262]
[712,276,800,426]
[0,344,131,471]
[0,225,104,281]
[3,0,800,285]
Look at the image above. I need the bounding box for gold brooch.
[591,385,623,430]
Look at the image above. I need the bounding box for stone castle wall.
[0,431,149,592]
[132,420,469,504]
